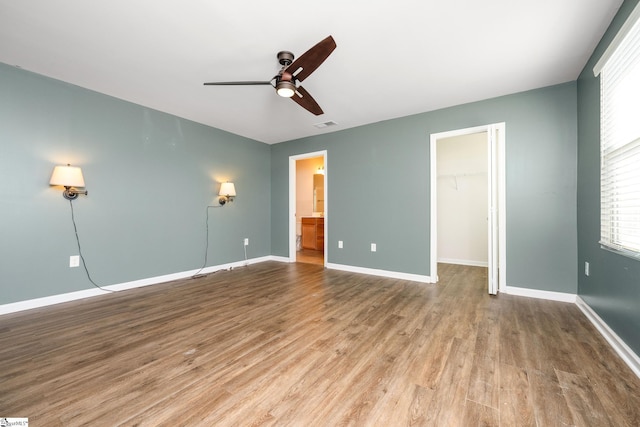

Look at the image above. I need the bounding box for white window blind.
[597,4,640,258]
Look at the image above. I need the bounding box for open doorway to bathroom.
[289,151,327,266]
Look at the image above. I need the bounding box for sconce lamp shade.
[219,182,236,197]
[50,165,85,188]
[218,182,236,206]
[50,164,88,200]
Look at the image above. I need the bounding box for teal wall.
[271,83,578,293]
[0,63,271,305]
[577,0,640,355]
[0,56,582,305]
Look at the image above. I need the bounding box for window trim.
[593,2,640,77]
[595,2,640,261]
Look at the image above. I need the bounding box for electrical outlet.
[338,240,343,249]
[585,261,590,276]
[371,243,377,252]
[244,238,249,246]
[69,255,80,268]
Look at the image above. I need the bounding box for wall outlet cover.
[69,255,80,268]
[585,261,590,276]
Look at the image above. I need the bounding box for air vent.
[314,120,338,129]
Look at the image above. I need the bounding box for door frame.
[429,123,506,294]
[289,150,328,265]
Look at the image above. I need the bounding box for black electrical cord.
[68,200,114,293]
[191,205,222,278]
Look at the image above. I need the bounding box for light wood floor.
[296,249,324,265]
[1,262,639,426]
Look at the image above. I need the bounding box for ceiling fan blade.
[290,86,324,115]
[203,81,272,86]
[287,35,336,82]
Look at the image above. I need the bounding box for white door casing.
[430,123,506,294]
[288,150,328,265]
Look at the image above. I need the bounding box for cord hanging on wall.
[192,181,242,278]
[49,162,112,292]
[50,164,88,200]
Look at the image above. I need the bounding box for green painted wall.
[0,57,582,305]
[577,0,640,355]
[271,83,578,293]
[0,63,271,305]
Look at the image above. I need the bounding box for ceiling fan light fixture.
[203,35,336,115]
[276,80,296,98]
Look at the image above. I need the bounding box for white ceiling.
[0,0,623,144]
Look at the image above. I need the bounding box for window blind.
[599,5,640,258]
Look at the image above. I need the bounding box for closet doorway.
[437,132,489,267]
[289,151,327,266]
[430,124,505,294]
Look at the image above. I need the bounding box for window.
[594,3,640,258]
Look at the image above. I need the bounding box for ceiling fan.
[204,35,337,116]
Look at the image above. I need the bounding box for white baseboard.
[0,257,428,316]
[326,263,433,283]
[438,258,489,267]
[502,285,577,303]
[268,255,294,263]
[0,256,275,316]
[576,296,640,379]
[0,288,107,316]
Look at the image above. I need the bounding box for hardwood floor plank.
[467,355,500,410]
[473,308,500,359]
[405,384,435,426]
[527,368,574,426]
[556,369,613,427]
[575,339,640,426]
[498,363,535,427]
[462,400,500,427]
[498,298,528,369]
[1,262,639,426]
[423,337,475,426]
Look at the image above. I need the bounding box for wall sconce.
[50,164,88,200]
[316,166,325,175]
[218,182,236,206]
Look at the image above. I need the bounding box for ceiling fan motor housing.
[277,51,294,66]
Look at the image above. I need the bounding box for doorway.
[437,132,489,267]
[289,151,327,266]
[430,124,505,294]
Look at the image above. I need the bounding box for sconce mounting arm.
[63,186,88,200]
